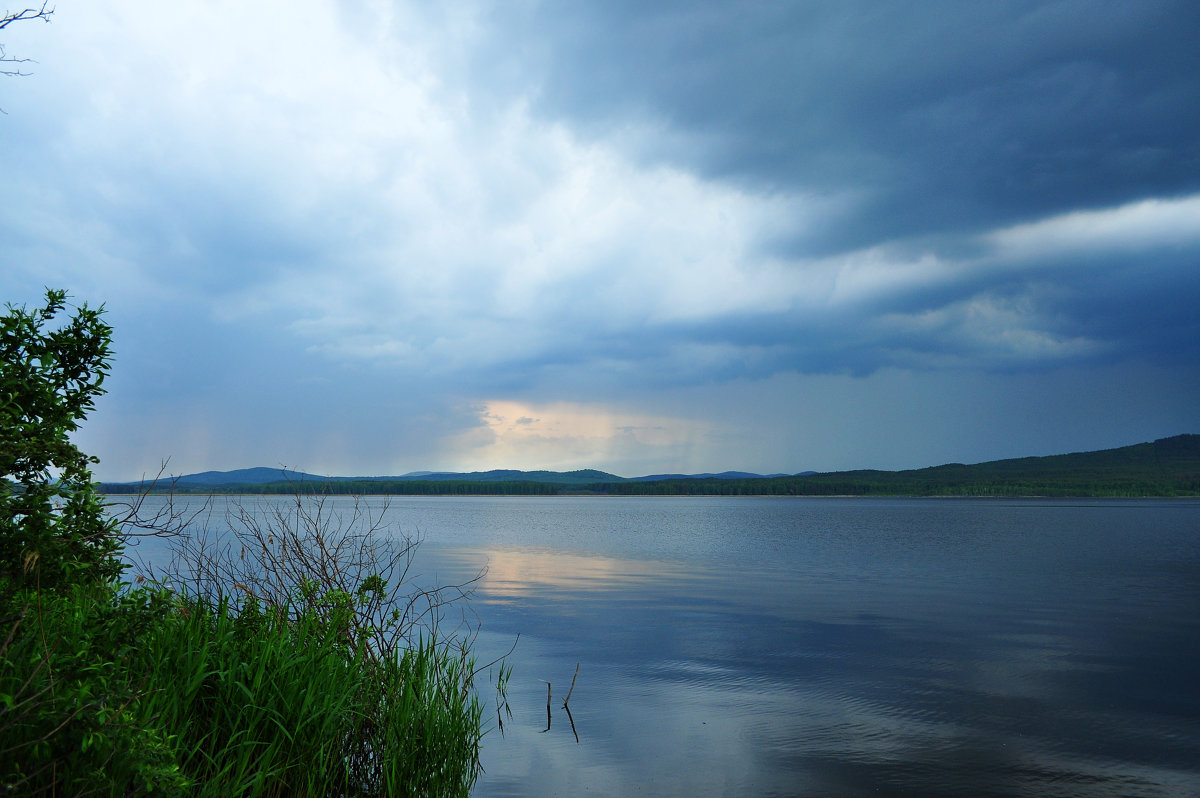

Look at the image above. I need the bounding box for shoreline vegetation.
[3,291,492,796]
[102,434,1200,498]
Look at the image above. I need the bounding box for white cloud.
[821,247,954,307]
[224,120,811,373]
[986,193,1200,257]
[5,2,830,382]
[877,292,1104,366]
[29,0,1193,388]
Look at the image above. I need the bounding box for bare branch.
[0,52,35,77]
[139,479,486,662]
[0,4,54,32]
[1,4,54,78]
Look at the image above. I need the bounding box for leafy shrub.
[1,292,492,796]
[0,583,186,796]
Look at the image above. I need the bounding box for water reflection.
[117,496,1200,797]
[435,502,1200,797]
[444,545,698,603]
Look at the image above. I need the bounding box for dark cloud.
[7,0,1200,476]
[1049,249,1200,363]
[476,0,1200,252]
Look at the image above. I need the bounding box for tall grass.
[0,582,187,796]
[3,491,495,796]
[132,593,484,797]
[2,292,494,794]
[134,491,492,796]
[2,582,486,796]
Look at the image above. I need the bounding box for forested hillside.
[102,435,1200,497]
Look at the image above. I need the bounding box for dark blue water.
[121,496,1200,797]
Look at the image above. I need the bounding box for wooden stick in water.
[563,663,579,708]
[539,680,552,733]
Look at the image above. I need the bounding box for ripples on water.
[121,496,1200,797]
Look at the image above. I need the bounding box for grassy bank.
[136,594,483,796]
[2,292,490,796]
[1,575,487,796]
[1,567,487,797]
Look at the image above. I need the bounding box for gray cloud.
[485,1,1200,248]
[4,0,1199,477]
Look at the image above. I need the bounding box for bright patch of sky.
[443,400,717,474]
[3,0,1199,479]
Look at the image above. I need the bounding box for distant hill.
[100,435,1200,497]
[103,467,629,492]
[597,435,1200,497]
[124,467,331,489]
[103,466,781,492]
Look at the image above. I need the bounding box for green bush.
[1,289,120,593]
[1,291,491,796]
[0,583,187,796]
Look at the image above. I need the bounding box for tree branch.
[0,4,55,32]
[1,4,54,78]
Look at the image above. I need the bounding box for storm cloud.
[2,0,1197,478]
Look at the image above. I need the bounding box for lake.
[118,495,1200,797]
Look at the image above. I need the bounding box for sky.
[3,0,1199,481]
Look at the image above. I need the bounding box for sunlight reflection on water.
[454,546,701,602]
[118,496,1200,797]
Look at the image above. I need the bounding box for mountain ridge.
[100,434,1200,497]
[104,466,788,489]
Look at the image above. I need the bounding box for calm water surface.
[121,496,1200,797]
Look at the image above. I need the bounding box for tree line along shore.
[102,434,1200,498]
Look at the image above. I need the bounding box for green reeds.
[0,582,187,796]
[3,490,495,795]
[132,593,485,797]
[2,583,486,796]
[2,295,495,795]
